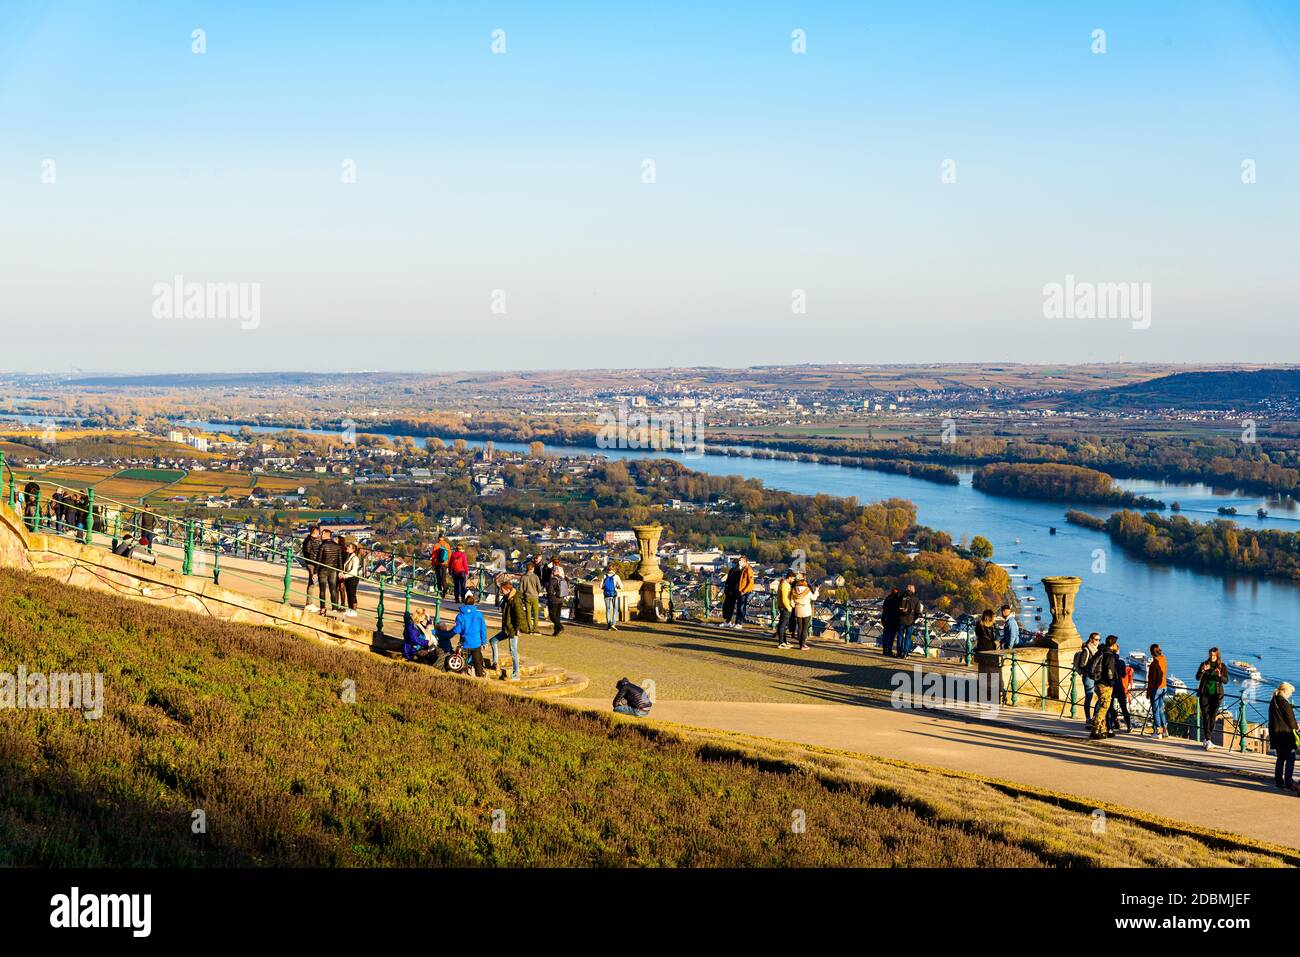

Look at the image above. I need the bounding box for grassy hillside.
[0,567,1289,868]
[1077,368,1300,411]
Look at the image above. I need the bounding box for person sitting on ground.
[1268,681,1298,793]
[492,577,525,681]
[403,608,440,665]
[1087,635,1121,740]
[601,564,624,631]
[789,576,819,651]
[439,590,487,677]
[111,532,135,559]
[612,677,652,717]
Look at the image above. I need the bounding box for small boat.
[1167,675,1189,692]
[1049,526,1057,535]
[1227,660,1263,681]
[1014,537,1021,545]
[1126,651,1150,674]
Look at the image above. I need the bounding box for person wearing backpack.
[1073,633,1101,727]
[1196,648,1229,750]
[430,535,451,595]
[601,565,624,630]
[1087,635,1121,740]
[1268,682,1298,792]
[449,544,470,604]
[547,563,569,635]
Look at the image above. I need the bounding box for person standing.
[520,561,542,634]
[896,585,921,659]
[789,576,819,651]
[974,609,1000,653]
[442,590,487,677]
[880,587,902,657]
[547,563,569,635]
[601,564,624,630]
[1196,648,1229,750]
[1108,649,1133,734]
[491,578,525,681]
[1087,635,1121,740]
[1268,682,1298,792]
[999,605,1020,650]
[775,570,796,649]
[430,534,451,595]
[22,480,40,531]
[1074,633,1101,727]
[316,529,343,615]
[301,525,323,612]
[449,543,469,604]
[1146,643,1169,739]
[721,559,741,628]
[339,540,361,617]
[733,557,754,628]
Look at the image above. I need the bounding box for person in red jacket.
[449,544,470,604]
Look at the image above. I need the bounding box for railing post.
[34,489,42,531]
[704,579,712,616]
[1041,660,1047,711]
[212,535,221,585]
[770,592,777,629]
[1009,649,1018,707]
[282,545,292,603]
[183,521,194,576]
[404,578,412,616]
[0,450,6,506]
[964,630,972,666]
[85,488,96,544]
[1238,696,1247,753]
[1194,696,1202,743]
[376,575,386,630]
[1069,669,1077,719]
[433,588,441,627]
[844,601,852,644]
[923,617,930,657]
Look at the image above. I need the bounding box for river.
[9,413,1300,688]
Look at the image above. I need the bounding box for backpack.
[603,574,618,598]
[1086,649,1111,682]
[555,577,570,600]
[1073,647,1091,675]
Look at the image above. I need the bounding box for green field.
[115,468,187,483]
[0,567,1289,868]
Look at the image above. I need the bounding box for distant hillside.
[1073,369,1300,411]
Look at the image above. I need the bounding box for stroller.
[402,611,469,672]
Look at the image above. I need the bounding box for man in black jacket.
[613,677,652,717]
[895,585,921,659]
[301,526,323,612]
[316,529,343,614]
[1087,635,1121,740]
[880,587,902,656]
[546,563,568,635]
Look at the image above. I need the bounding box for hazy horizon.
[3,1,1298,373]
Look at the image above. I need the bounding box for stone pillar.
[630,523,666,620]
[630,523,664,583]
[1040,575,1083,699]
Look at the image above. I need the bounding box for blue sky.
[1,1,1297,373]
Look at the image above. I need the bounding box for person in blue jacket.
[440,590,488,677]
[403,608,440,665]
